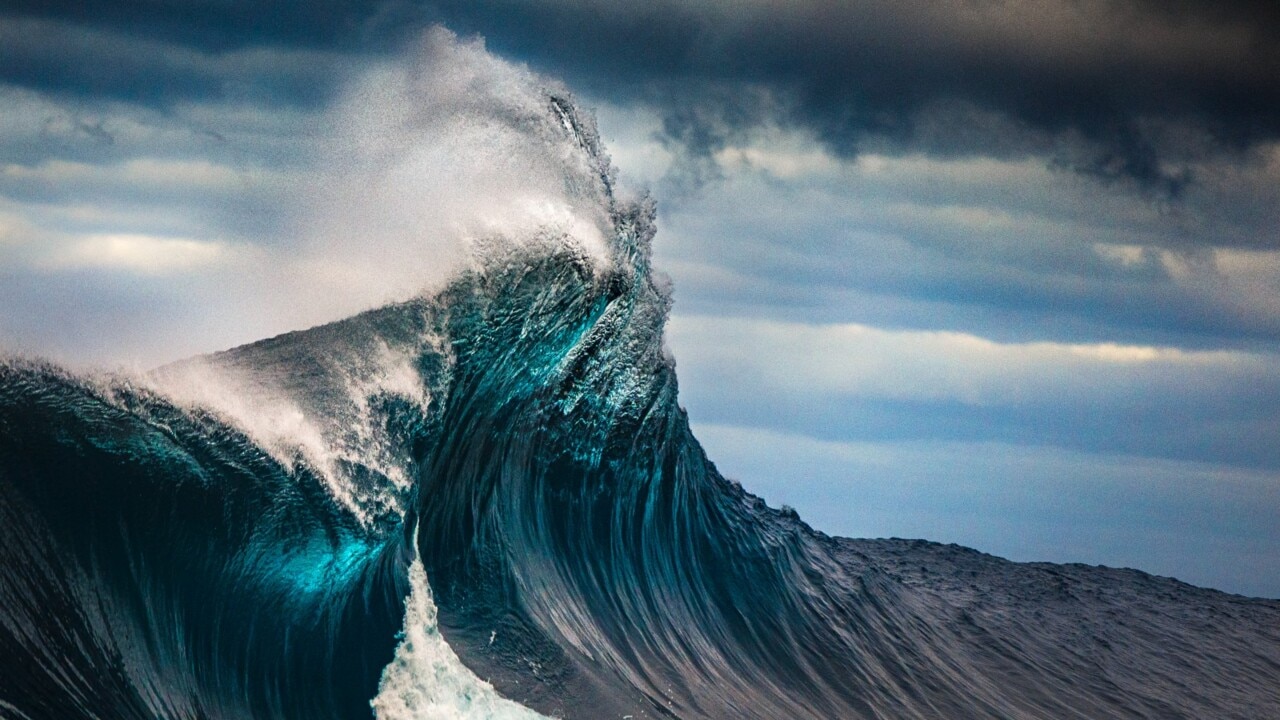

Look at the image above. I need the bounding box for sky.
[1,1,1278,597]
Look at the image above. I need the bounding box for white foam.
[144,333,438,526]
[142,359,335,476]
[372,550,551,720]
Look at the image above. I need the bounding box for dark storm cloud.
[0,15,356,108]
[425,0,1280,194]
[6,0,1277,192]
[0,0,405,53]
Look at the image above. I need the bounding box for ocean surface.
[3,93,1279,720]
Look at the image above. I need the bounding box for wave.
[3,73,1280,720]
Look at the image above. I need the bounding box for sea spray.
[372,533,548,720]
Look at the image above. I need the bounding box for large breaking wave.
[3,29,1279,720]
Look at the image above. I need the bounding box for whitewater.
[2,28,1279,720]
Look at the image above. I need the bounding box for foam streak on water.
[372,536,548,720]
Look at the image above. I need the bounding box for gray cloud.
[0,14,363,109]
[0,0,426,51]
[641,143,1280,349]
[426,0,1280,195]
[668,315,1280,469]
[4,1,1277,194]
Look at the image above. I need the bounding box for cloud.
[43,234,247,274]
[1,0,412,53]
[630,125,1280,347]
[0,157,288,204]
[667,314,1280,468]
[4,1,1278,193]
[427,0,1280,193]
[0,84,322,177]
[0,14,359,108]
[668,315,1272,406]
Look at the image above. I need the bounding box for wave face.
[3,93,1280,720]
